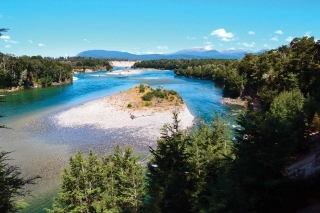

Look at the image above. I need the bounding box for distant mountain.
[77,48,262,60]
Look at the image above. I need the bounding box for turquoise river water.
[0,68,240,212]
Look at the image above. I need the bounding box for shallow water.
[0,68,238,212]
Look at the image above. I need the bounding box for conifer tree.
[146,112,191,213]
[232,90,307,211]
[186,116,234,213]
[0,150,40,213]
[47,147,145,213]
[146,113,234,213]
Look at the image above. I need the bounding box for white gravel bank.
[109,61,137,67]
[54,96,195,141]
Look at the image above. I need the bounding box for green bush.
[142,93,153,101]
[38,76,53,87]
[139,84,145,93]
[127,103,132,108]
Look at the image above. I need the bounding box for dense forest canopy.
[0,54,113,90]
[0,53,73,89]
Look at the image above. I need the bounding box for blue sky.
[0,0,319,57]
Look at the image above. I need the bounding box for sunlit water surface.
[0,68,240,212]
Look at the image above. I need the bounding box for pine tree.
[231,90,307,211]
[47,147,145,213]
[0,149,40,213]
[47,151,104,213]
[187,116,234,213]
[146,112,191,213]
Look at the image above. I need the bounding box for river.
[0,68,239,212]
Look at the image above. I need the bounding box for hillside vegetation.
[0,54,113,90]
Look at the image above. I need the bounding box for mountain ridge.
[77,49,265,60]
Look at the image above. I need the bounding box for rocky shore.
[220,97,248,108]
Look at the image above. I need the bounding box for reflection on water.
[0,69,237,212]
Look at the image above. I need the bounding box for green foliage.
[40,35,320,212]
[145,113,234,213]
[127,103,132,108]
[66,57,113,71]
[139,84,145,93]
[141,93,153,101]
[0,53,73,89]
[134,36,320,106]
[231,90,308,211]
[141,88,167,101]
[46,147,145,213]
[0,149,40,213]
[146,112,190,213]
[223,68,246,98]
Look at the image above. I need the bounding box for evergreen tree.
[146,112,191,213]
[146,113,234,213]
[186,116,234,213]
[47,147,145,213]
[0,149,40,213]
[232,90,307,212]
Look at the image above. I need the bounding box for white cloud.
[203,36,208,39]
[1,35,10,39]
[241,42,255,47]
[211,28,234,40]
[157,46,168,50]
[39,43,45,47]
[248,31,255,35]
[187,36,196,40]
[5,45,11,48]
[3,39,18,44]
[84,39,90,43]
[146,51,154,54]
[221,37,236,42]
[263,44,270,48]
[305,31,311,37]
[275,30,283,34]
[286,36,293,42]
[270,36,278,41]
[204,45,214,50]
[203,41,211,45]
[28,40,33,43]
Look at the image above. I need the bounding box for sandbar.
[54,87,195,143]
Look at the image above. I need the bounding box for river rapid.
[0,68,239,212]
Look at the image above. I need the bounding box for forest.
[0,54,74,89]
[2,36,320,212]
[63,56,113,72]
[0,54,113,90]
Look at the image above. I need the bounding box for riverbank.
[0,80,72,93]
[220,97,248,108]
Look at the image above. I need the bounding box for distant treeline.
[134,36,320,108]
[0,54,113,89]
[63,56,113,72]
